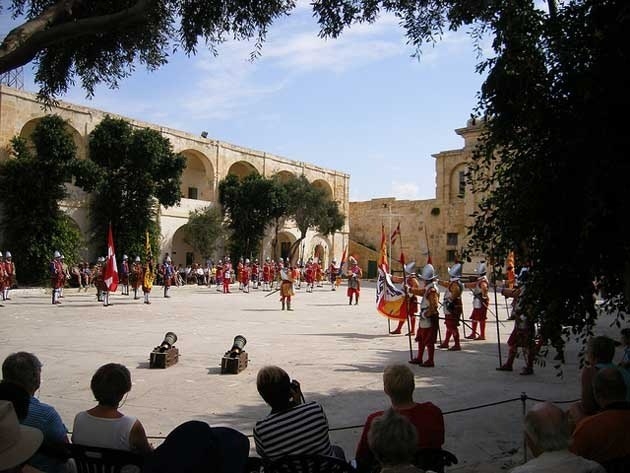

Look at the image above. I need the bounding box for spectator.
[0,381,30,421]
[0,401,44,473]
[72,363,152,454]
[367,408,424,473]
[570,368,630,467]
[355,364,444,473]
[253,365,344,461]
[509,401,604,473]
[567,336,630,430]
[2,352,69,473]
[142,420,249,473]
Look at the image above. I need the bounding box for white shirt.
[72,411,137,451]
[510,450,606,473]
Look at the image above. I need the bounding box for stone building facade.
[348,119,486,279]
[0,86,349,267]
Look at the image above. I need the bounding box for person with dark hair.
[72,363,152,454]
[570,368,630,467]
[2,352,69,473]
[0,381,30,421]
[253,365,344,461]
[142,420,249,473]
[368,409,424,473]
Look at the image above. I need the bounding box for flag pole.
[398,224,414,360]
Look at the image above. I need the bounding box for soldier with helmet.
[407,263,441,367]
[163,255,174,298]
[3,251,16,301]
[130,256,143,299]
[464,260,490,340]
[120,255,130,296]
[142,255,155,304]
[241,258,251,293]
[497,265,535,375]
[346,256,363,305]
[328,258,339,291]
[262,257,272,291]
[0,252,6,301]
[389,261,421,335]
[437,262,464,351]
[304,258,315,293]
[49,251,65,305]
[279,265,295,310]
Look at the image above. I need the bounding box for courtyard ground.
[0,280,623,472]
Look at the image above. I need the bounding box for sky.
[1,2,489,202]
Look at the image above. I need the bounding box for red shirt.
[355,402,444,470]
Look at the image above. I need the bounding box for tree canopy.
[0,115,92,283]
[88,116,185,260]
[183,205,226,261]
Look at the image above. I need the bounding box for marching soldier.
[408,264,440,367]
[464,261,490,340]
[120,255,130,296]
[437,263,464,351]
[142,255,155,304]
[4,251,15,300]
[130,256,143,299]
[49,251,65,305]
[163,255,174,298]
[328,258,339,291]
[346,256,362,305]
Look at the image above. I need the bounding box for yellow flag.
[145,231,151,258]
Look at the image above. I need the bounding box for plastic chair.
[263,454,357,473]
[68,444,145,473]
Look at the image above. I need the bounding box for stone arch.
[312,179,333,199]
[171,224,197,268]
[449,163,468,202]
[227,161,259,180]
[20,117,86,161]
[309,234,332,266]
[273,170,296,183]
[180,149,215,201]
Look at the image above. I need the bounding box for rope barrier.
[136,392,580,440]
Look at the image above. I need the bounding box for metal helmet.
[349,256,357,265]
[166,256,171,263]
[245,258,250,264]
[97,256,104,263]
[404,261,416,274]
[123,254,128,260]
[332,258,337,263]
[476,261,487,277]
[135,256,141,262]
[516,266,529,286]
[448,263,463,281]
[265,256,270,262]
[5,251,11,258]
[54,250,61,258]
[421,263,437,281]
[60,254,65,260]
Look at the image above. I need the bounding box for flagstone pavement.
[0,281,623,472]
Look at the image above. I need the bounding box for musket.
[265,287,281,298]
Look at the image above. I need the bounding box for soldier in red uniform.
[130,256,143,299]
[328,258,339,291]
[0,253,7,301]
[241,258,251,293]
[279,267,294,310]
[346,256,363,305]
[304,258,315,293]
[463,261,490,340]
[437,263,464,351]
[408,264,440,367]
[251,258,260,289]
[49,251,65,305]
[3,251,16,300]
[262,257,272,291]
[120,255,130,296]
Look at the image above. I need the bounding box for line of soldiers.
[388,260,535,374]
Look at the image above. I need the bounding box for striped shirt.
[253,401,334,461]
[23,397,68,473]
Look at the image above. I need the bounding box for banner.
[375,224,408,321]
[104,224,119,292]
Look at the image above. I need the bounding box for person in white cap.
[0,401,44,473]
[48,251,64,305]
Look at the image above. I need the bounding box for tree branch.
[0,0,151,74]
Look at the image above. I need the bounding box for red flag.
[390,222,401,246]
[400,252,405,266]
[104,224,119,292]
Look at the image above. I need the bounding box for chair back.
[69,444,145,473]
[415,448,458,473]
[264,454,356,473]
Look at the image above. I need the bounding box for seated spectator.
[367,408,424,473]
[142,420,249,473]
[567,336,630,430]
[0,401,44,473]
[0,381,30,421]
[355,364,444,473]
[570,368,630,467]
[72,363,152,454]
[509,401,604,473]
[253,365,344,461]
[2,352,69,473]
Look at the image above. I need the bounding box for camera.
[289,379,305,406]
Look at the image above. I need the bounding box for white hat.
[135,256,141,262]
[0,401,43,470]
[5,251,11,258]
[53,251,61,258]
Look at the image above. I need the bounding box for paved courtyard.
[0,281,622,472]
